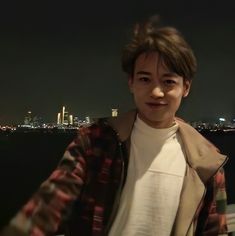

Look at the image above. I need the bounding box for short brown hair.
[122,16,197,81]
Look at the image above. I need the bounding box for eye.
[164,79,176,85]
[139,77,150,82]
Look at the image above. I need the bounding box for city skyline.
[0,1,235,124]
[0,105,121,125]
[0,104,234,126]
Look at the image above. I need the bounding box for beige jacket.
[108,110,228,235]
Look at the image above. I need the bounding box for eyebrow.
[136,71,178,77]
[136,71,151,75]
[163,72,179,77]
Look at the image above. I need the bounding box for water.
[0,130,234,229]
[0,131,76,228]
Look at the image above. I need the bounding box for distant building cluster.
[19,106,95,130]
[0,107,119,133]
[57,106,74,125]
[190,117,235,132]
[23,111,44,128]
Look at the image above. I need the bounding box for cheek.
[132,92,144,106]
[168,89,184,99]
[167,92,184,107]
[132,88,143,98]
[133,93,140,103]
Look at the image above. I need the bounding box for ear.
[183,80,192,97]
[128,76,134,93]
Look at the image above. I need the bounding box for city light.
[219,118,226,122]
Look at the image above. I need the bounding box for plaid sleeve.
[0,128,90,236]
[203,168,228,236]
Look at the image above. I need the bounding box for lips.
[146,102,167,108]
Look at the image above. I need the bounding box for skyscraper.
[24,111,32,125]
[62,106,65,124]
[69,115,73,125]
[64,110,69,125]
[57,113,61,125]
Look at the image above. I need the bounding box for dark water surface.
[0,130,234,229]
[0,131,76,228]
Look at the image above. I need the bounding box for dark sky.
[0,0,235,125]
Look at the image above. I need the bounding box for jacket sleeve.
[0,128,90,236]
[202,167,228,236]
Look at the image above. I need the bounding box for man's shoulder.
[75,116,120,142]
[176,117,221,153]
[91,110,137,142]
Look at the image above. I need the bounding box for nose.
[151,85,164,98]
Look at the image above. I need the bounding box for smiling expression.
[129,52,191,128]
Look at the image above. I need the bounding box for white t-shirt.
[109,116,186,236]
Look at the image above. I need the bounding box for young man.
[0,17,228,236]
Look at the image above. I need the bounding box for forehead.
[134,52,168,73]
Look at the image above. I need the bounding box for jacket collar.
[107,109,227,183]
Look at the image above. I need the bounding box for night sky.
[0,0,234,125]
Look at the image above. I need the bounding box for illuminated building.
[85,116,91,124]
[112,108,118,117]
[64,111,69,125]
[57,113,61,125]
[24,111,32,125]
[62,106,65,124]
[69,115,73,125]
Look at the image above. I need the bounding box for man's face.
[129,52,191,128]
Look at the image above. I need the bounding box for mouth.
[146,102,167,109]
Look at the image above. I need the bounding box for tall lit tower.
[62,106,65,124]
[57,113,61,124]
[64,110,69,125]
[24,111,32,125]
[69,115,73,125]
